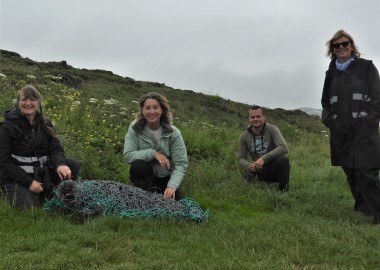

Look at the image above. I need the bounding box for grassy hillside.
[1,49,379,270]
[0,49,324,179]
[0,50,323,129]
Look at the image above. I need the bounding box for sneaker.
[278,184,289,193]
[244,169,257,182]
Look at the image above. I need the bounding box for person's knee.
[3,184,41,209]
[130,160,153,190]
[276,156,290,171]
[66,158,81,177]
[277,155,289,164]
[175,188,183,201]
[273,156,290,192]
[130,160,153,178]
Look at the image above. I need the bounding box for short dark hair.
[249,105,264,114]
[248,104,264,116]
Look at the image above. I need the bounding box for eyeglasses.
[332,41,351,49]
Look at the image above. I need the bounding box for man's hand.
[248,158,265,171]
[254,158,265,169]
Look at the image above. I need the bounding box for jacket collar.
[133,118,173,135]
[247,122,266,136]
[3,108,42,127]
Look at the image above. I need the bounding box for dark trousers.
[130,159,182,200]
[1,158,80,209]
[244,155,290,192]
[343,167,380,224]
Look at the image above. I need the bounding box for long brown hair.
[136,92,173,125]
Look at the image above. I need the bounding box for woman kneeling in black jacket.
[0,85,80,209]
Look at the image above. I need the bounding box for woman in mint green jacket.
[123,92,188,200]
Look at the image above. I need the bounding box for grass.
[2,133,379,269]
[0,49,380,269]
[1,178,379,270]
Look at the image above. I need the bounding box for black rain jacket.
[321,58,380,168]
[0,108,67,188]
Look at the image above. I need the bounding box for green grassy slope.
[1,49,379,270]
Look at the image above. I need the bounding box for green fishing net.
[43,180,208,222]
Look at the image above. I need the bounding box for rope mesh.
[43,180,208,222]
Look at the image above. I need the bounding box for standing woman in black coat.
[0,85,80,209]
[321,29,380,225]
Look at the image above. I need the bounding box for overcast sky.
[1,0,379,109]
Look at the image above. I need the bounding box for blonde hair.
[326,29,361,59]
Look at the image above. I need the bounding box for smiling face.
[332,36,353,63]
[142,98,163,129]
[248,108,265,133]
[18,94,39,119]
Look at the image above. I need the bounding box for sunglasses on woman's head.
[332,41,351,49]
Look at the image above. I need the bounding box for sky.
[1,0,379,110]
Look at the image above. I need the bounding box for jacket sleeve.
[123,123,155,163]
[261,126,288,163]
[0,125,33,188]
[166,128,188,190]
[321,69,333,127]
[236,132,250,169]
[365,61,380,127]
[45,120,67,168]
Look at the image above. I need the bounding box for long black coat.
[0,109,67,188]
[321,58,380,168]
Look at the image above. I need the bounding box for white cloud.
[1,0,379,109]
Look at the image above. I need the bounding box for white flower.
[44,74,62,81]
[104,98,119,105]
[89,98,98,104]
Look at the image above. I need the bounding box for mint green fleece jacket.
[123,119,188,190]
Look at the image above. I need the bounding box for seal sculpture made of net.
[43,180,208,222]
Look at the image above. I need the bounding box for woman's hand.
[154,151,171,170]
[29,180,44,193]
[57,165,72,180]
[164,187,176,200]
